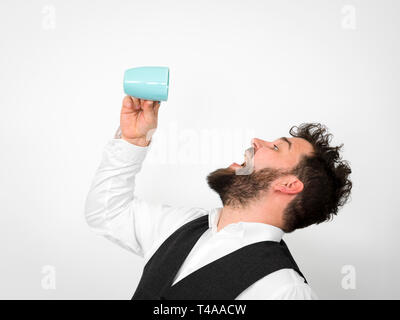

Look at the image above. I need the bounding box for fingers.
[142,100,157,121]
[131,97,140,110]
[122,96,161,118]
[122,96,132,109]
[142,100,161,114]
[154,101,161,116]
[122,96,141,113]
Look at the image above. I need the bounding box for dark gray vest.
[132,215,306,300]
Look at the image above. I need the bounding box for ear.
[273,175,304,195]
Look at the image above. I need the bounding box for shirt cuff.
[104,138,149,164]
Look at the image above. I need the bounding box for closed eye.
[273,144,279,151]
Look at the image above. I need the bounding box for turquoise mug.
[123,66,170,101]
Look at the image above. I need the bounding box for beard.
[207,166,286,208]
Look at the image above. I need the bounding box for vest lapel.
[132,215,209,299]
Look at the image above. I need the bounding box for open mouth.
[231,147,255,175]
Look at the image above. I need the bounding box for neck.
[217,198,284,232]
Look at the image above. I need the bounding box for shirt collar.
[208,207,284,243]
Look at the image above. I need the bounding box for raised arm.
[84,97,207,259]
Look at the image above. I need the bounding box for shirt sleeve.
[84,138,208,259]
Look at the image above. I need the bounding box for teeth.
[234,147,254,174]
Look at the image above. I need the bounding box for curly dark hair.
[282,123,352,233]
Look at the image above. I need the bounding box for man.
[84,96,352,300]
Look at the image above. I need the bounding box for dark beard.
[207,167,285,208]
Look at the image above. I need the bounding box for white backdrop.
[0,0,399,299]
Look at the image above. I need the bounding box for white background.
[0,0,399,299]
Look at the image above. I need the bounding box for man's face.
[207,136,314,207]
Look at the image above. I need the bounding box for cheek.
[254,151,279,170]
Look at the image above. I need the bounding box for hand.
[120,96,161,147]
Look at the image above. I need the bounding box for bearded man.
[84,96,352,300]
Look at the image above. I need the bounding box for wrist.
[121,135,150,147]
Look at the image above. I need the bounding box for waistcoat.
[132,215,307,300]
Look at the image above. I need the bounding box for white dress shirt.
[84,138,318,300]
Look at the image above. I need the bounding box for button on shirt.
[84,138,318,300]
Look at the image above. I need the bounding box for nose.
[251,138,265,153]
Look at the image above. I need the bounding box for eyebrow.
[279,137,292,150]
